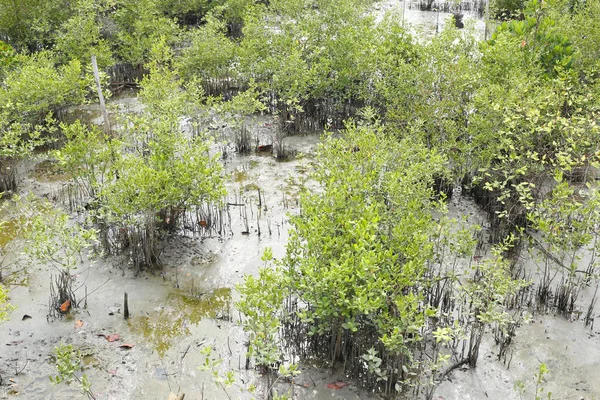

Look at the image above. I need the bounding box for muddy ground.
[1,93,599,400]
[1,5,600,399]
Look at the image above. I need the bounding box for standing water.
[2,5,600,400]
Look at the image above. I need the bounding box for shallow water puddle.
[128,288,232,357]
[31,160,71,183]
[0,218,22,248]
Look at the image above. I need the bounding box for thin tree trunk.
[91,55,111,135]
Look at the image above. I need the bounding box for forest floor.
[2,3,600,396]
[1,93,599,400]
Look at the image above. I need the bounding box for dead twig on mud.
[181,343,192,363]
[14,354,28,376]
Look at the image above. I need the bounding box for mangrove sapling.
[110,0,180,67]
[55,120,121,202]
[83,41,226,267]
[55,120,122,249]
[423,232,528,398]
[382,23,479,177]
[0,51,91,125]
[421,325,465,400]
[0,111,51,193]
[581,187,600,282]
[465,18,600,241]
[493,0,575,78]
[50,343,96,400]
[17,195,97,317]
[198,343,297,400]
[0,47,92,192]
[217,83,266,154]
[0,0,73,52]
[514,362,553,400]
[177,15,237,94]
[237,247,287,374]
[240,122,493,397]
[527,173,600,313]
[198,345,237,400]
[54,0,114,70]
[415,219,483,399]
[534,363,553,400]
[457,235,530,368]
[193,0,382,132]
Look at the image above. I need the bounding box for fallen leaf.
[22,314,32,321]
[59,300,71,313]
[107,369,118,375]
[326,382,349,390]
[6,340,23,346]
[199,220,207,227]
[75,320,84,329]
[119,343,134,349]
[105,334,120,342]
[257,144,273,152]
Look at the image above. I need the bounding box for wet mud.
[2,8,600,399]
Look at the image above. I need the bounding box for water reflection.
[128,287,231,357]
[375,0,487,40]
[32,160,71,182]
[0,217,22,247]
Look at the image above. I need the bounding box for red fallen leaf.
[119,343,134,349]
[199,220,207,228]
[326,382,349,390]
[107,369,118,375]
[59,300,71,313]
[75,320,84,329]
[257,144,273,152]
[106,334,120,342]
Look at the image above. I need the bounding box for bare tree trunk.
[91,55,111,135]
